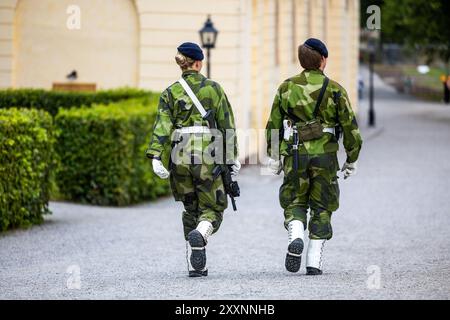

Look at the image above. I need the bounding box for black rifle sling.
[313,76,329,119]
[333,90,341,122]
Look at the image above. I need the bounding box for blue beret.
[177,42,204,61]
[304,38,328,58]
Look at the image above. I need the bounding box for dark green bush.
[55,99,169,206]
[0,108,55,231]
[0,88,156,116]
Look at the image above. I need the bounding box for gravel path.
[1,68,449,299]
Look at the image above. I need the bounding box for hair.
[175,52,196,71]
[298,44,322,70]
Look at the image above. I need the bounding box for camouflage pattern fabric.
[266,69,362,240]
[280,153,338,240]
[266,69,362,163]
[146,70,236,239]
[146,70,237,161]
[170,162,227,240]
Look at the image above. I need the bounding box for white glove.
[152,159,169,179]
[268,158,283,175]
[230,159,241,176]
[341,161,357,179]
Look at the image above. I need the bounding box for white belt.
[323,127,335,135]
[175,126,211,134]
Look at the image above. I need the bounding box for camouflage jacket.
[266,69,362,164]
[146,70,237,161]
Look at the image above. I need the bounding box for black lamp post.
[368,38,376,127]
[199,15,218,79]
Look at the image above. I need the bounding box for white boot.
[285,220,305,273]
[288,220,305,244]
[187,221,213,275]
[306,239,326,275]
[186,241,207,277]
[196,220,213,244]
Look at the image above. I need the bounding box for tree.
[381,0,450,70]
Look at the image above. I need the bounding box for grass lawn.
[374,63,448,102]
[401,65,448,91]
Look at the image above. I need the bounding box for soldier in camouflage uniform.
[266,38,362,275]
[146,42,240,277]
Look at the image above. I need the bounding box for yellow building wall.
[248,0,359,126]
[9,0,139,89]
[246,0,359,160]
[248,0,275,158]
[324,0,360,105]
[349,0,360,108]
[325,0,345,85]
[0,0,359,131]
[309,0,325,40]
[0,0,15,88]
[135,0,251,132]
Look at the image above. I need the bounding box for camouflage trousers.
[279,152,340,240]
[169,162,228,240]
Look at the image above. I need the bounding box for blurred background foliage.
[360,0,450,102]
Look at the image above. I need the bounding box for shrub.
[0,108,55,231]
[54,100,169,206]
[0,88,156,116]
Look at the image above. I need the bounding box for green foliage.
[0,87,156,116]
[381,0,450,64]
[54,100,169,206]
[0,108,55,231]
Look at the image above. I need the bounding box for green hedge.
[0,88,156,116]
[54,99,169,206]
[0,108,55,231]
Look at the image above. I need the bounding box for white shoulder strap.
[178,77,206,117]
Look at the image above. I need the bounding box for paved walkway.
[1,68,449,299]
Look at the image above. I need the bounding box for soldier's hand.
[152,159,169,179]
[341,161,357,179]
[268,158,283,175]
[231,159,241,177]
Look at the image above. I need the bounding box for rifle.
[333,91,343,141]
[212,164,240,211]
[205,110,240,212]
[292,125,299,172]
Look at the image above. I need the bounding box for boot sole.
[285,238,304,273]
[188,230,206,271]
[306,267,323,276]
[189,270,208,277]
